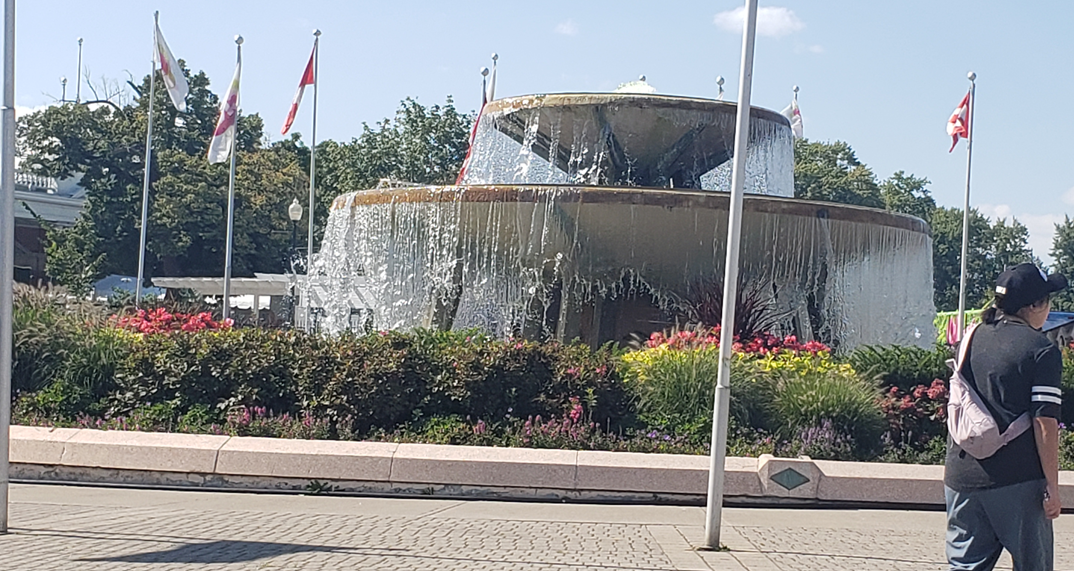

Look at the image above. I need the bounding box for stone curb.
[11,425,1072,505]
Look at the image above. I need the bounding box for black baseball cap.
[995,263,1068,312]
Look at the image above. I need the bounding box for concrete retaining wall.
[12,425,1074,506]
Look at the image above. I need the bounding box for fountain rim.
[334,184,930,235]
[481,92,792,127]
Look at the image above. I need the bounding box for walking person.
[945,263,1067,570]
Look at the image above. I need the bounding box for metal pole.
[222,36,242,322]
[306,30,319,278]
[956,72,976,337]
[135,12,159,307]
[0,0,16,534]
[75,37,82,103]
[704,0,757,550]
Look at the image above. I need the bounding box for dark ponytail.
[981,305,1000,325]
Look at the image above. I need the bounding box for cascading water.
[307,93,936,351]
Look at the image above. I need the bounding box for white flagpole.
[704,0,758,550]
[956,72,976,337]
[222,35,242,322]
[135,12,159,307]
[306,30,319,279]
[0,0,15,534]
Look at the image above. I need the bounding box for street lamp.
[288,198,303,259]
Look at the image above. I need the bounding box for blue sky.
[15,1,1074,263]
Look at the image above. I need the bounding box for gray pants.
[945,479,1053,571]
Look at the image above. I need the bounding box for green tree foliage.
[792,140,883,208]
[1051,216,1074,311]
[19,64,470,291]
[880,171,936,225]
[929,208,1035,311]
[314,97,470,202]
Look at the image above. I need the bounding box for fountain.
[310,90,935,352]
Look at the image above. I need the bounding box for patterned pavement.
[1,484,1071,570]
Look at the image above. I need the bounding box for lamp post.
[287,198,303,327]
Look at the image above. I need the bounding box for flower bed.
[15,286,1074,468]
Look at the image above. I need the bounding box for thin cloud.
[714,6,805,38]
[555,19,579,36]
[809,44,824,54]
[1063,186,1074,205]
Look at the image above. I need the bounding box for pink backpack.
[947,323,1031,459]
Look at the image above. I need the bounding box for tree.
[19,65,302,287]
[1051,216,1074,311]
[792,140,884,208]
[930,207,995,312]
[988,218,1035,276]
[880,171,936,225]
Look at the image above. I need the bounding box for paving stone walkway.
[1,484,1072,570]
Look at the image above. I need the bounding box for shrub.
[411,329,631,430]
[13,285,128,415]
[112,328,307,420]
[745,350,885,456]
[113,307,231,334]
[847,344,951,391]
[879,379,948,447]
[297,331,429,433]
[622,345,722,435]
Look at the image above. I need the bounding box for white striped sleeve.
[1032,394,1063,405]
[1032,385,1062,396]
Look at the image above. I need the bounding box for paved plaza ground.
[1,484,1072,570]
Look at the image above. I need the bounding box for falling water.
[307,94,936,351]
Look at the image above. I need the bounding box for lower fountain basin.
[317,185,935,351]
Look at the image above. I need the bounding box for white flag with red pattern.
[153,18,188,112]
[208,58,241,164]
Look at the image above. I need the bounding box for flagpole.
[0,0,16,535]
[956,72,976,337]
[222,35,242,322]
[704,0,758,550]
[135,12,159,307]
[306,30,319,281]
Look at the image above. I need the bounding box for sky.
[14,1,1074,264]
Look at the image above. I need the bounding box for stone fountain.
[310,90,935,351]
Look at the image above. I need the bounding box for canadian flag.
[207,58,241,164]
[454,78,488,185]
[947,92,971,152]
[282,42,316,135]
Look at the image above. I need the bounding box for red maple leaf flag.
[281,45,316,135]
[947,92,971,152]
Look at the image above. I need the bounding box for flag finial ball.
[480,67,489,77]
[235,35,244,45]
[967,71,976,81]
[491,53,498,61]
[793,85,799,93]
[716,76,724,86]
[313,29,322,37]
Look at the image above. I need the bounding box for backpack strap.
[955,322,980,372]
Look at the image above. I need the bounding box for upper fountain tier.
[458,93,795,195]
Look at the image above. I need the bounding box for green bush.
[100,325,631,436]
[112,328,306,419]
[621,345,722,435]
[13,285,127,416]
[1060,348,1074,426]
[846,343,952,391]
